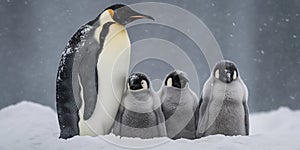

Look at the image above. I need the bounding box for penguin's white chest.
[79,24,131,135]
[213,82,244,102]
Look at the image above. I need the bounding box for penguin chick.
[113,73,167,138]
[197,60,249,138]
[158,70,199,139]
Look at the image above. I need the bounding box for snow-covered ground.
[0,101,299,150]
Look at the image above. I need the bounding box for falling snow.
[232,22,236,27]
[285,18,290,22]
[253,58,262,63]
[269,17,274,22]
[289,96,296,100]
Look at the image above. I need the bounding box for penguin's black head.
[165,70,189,89]
[104,4,154,25]
[127,73,150,91]
[213,60,239,83]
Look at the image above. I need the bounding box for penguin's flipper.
[77,21,116,121]
[154,106,167,137]
[78,49,99,120]
[241,79,249,135]
[112,103,125,136]
[197,78,215,138]
[153,94,167,137]
[187,89,200,138]
[193,94,200,136]
[243,101,250,135]
[196,94,209,137]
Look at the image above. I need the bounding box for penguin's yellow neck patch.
[94,10,126,44]
[99,10,115,24]
[108,9,114,18]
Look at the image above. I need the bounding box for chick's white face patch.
[215,69,220,79]
[141,80,148,89]
[233,70,237,80]
[127,83,130,90]
[167,78,173,87]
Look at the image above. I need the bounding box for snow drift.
[0,101,299,150]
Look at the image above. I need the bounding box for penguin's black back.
[56,19,96,139]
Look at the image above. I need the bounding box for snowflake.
[232,22,236,27]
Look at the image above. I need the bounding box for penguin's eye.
[233,70,237,80]
[166,78,173,87]
[141,80,148,89]
[215,69,220,79]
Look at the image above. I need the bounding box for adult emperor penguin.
[158,70,199,139]
[113,73,167,138]
[196,60,249,138]
[56,4,154,139]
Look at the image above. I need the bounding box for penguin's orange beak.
[130,15,154,20]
